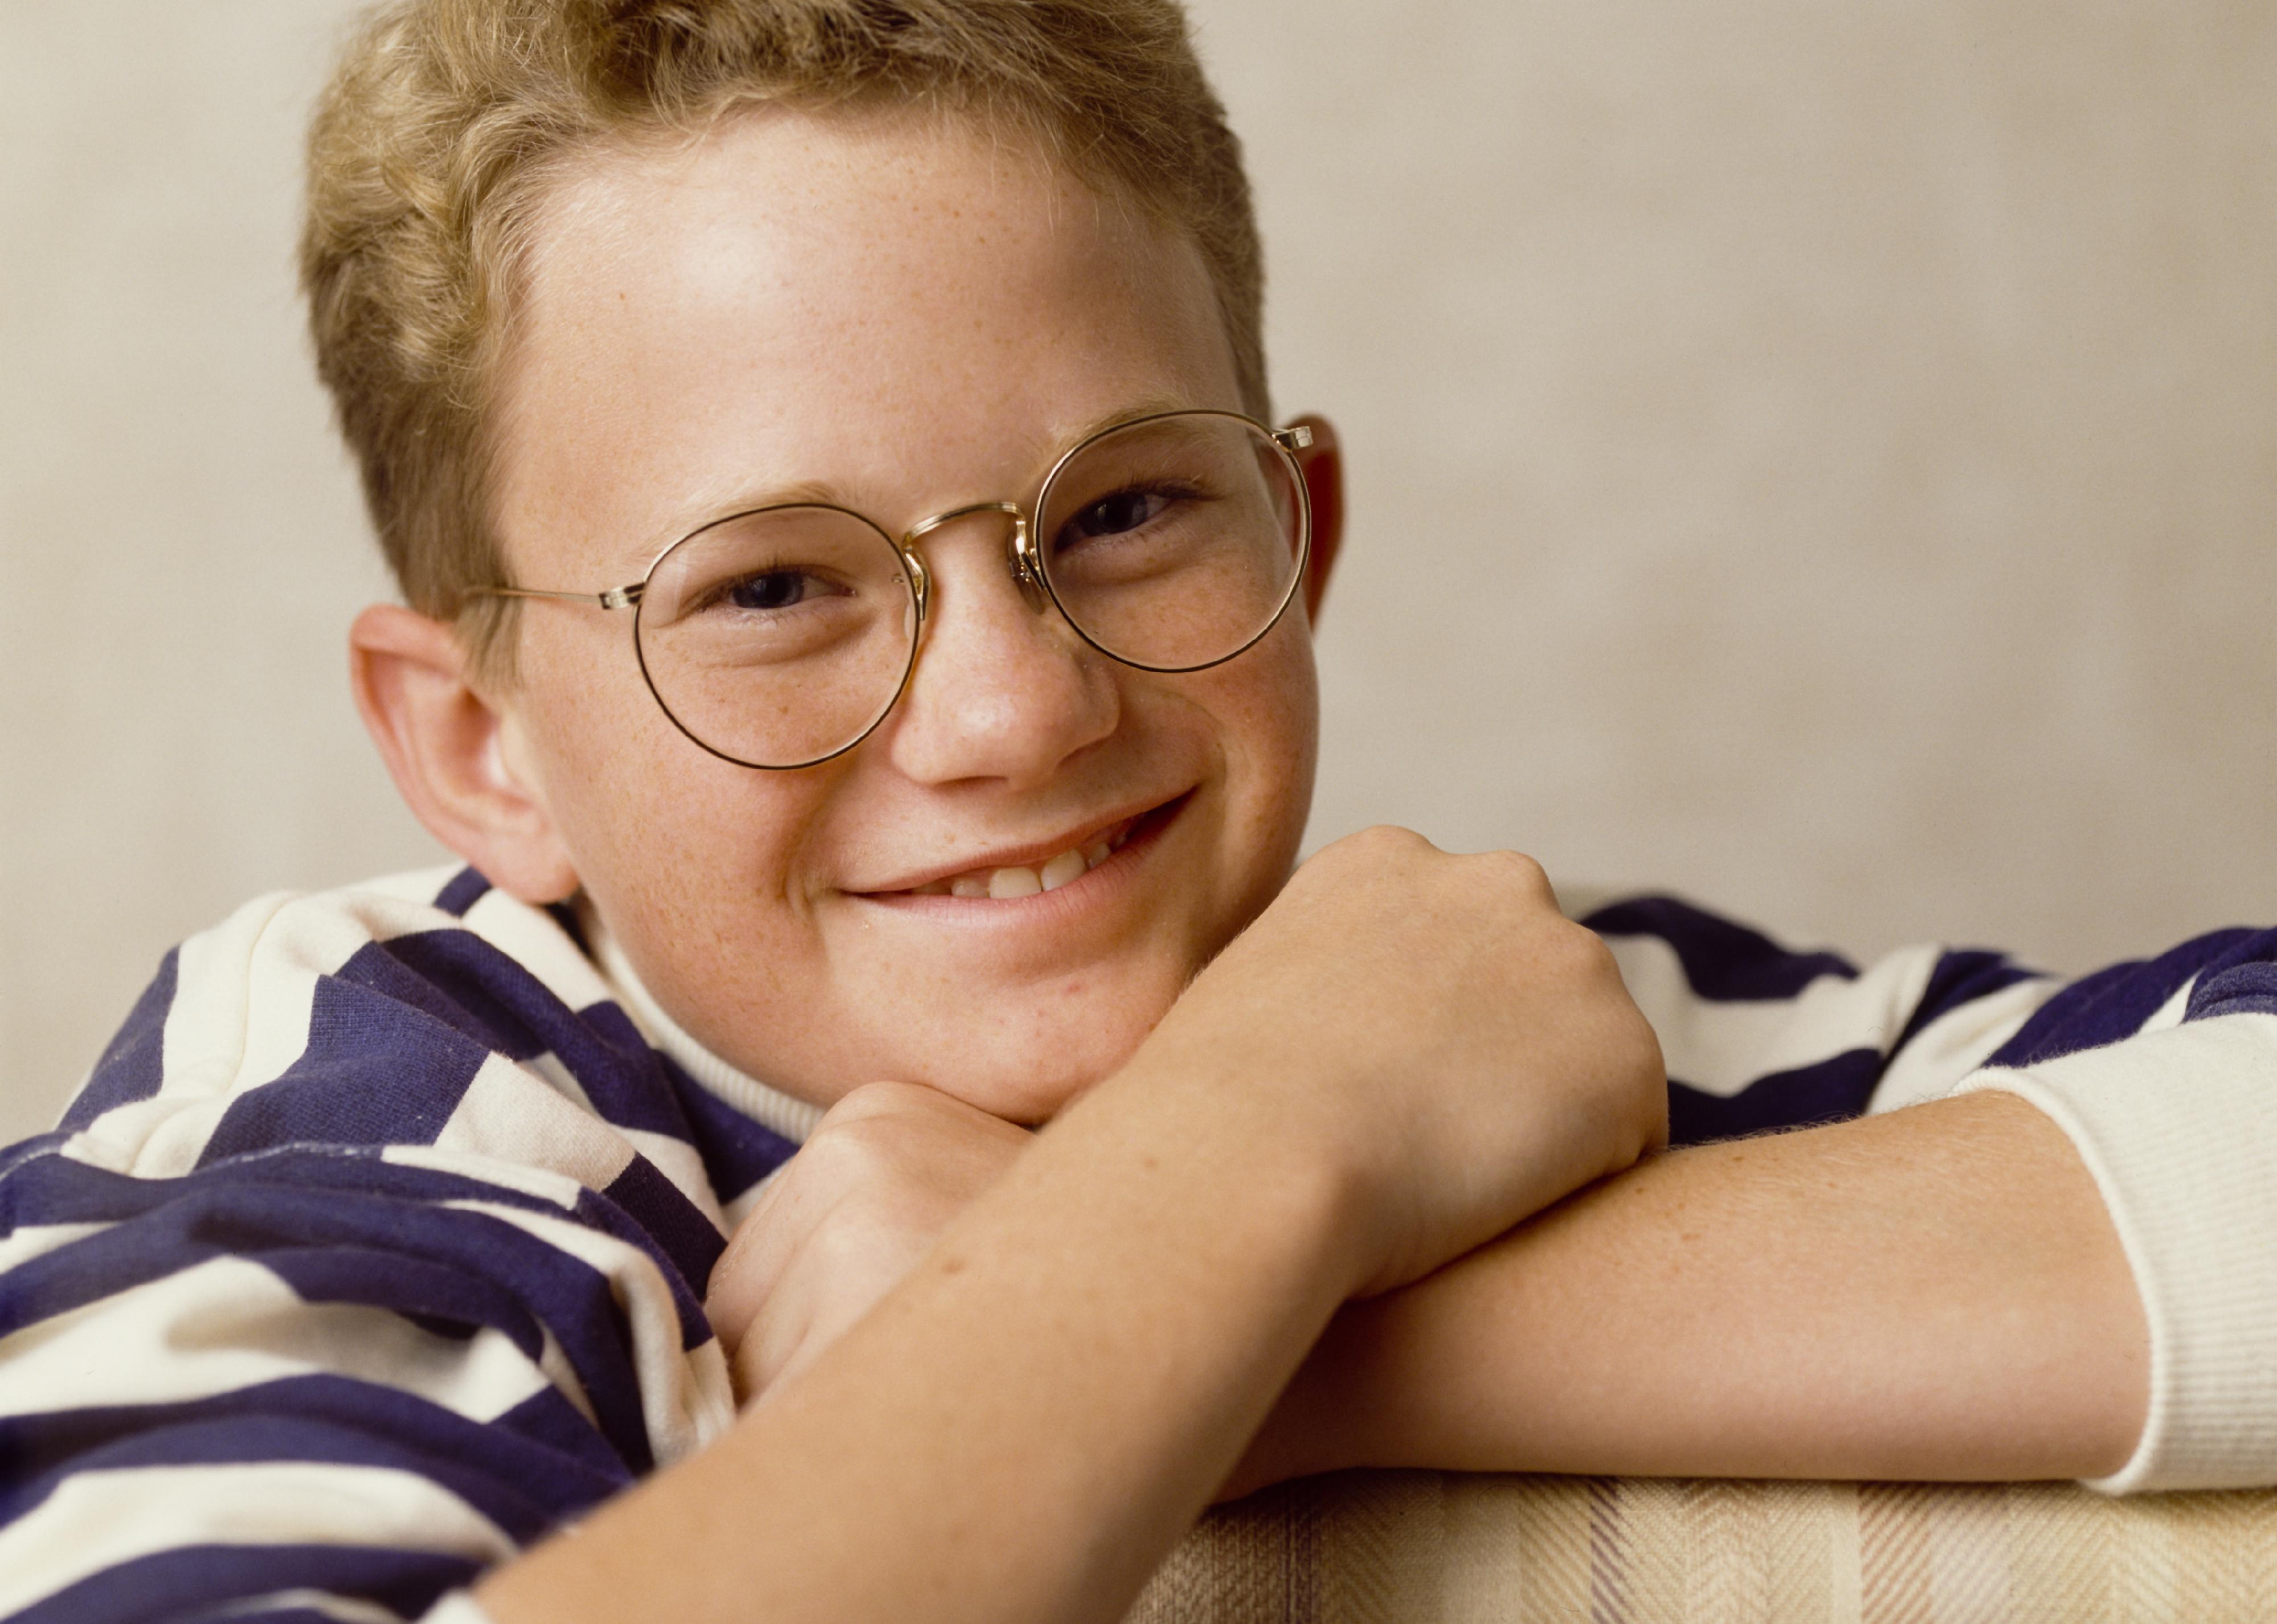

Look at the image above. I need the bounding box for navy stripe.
[0,1147,575,1240]
[345,930,700,1144]
[17,1543,481,1624]
[545,999,702,1141]
[432,868,493,918]
[1992,927,2261,1067]
[596,1155,726,1307]
[0,1179,663,1474]
[489,1385,636,1481]
[255,1247,548,1364]
[2184,929,2277,1022]
[185,1609,393,1624]
[0,1382,618,1542]
[340,935,553,1063]
[1583,896,1856,1001]
[59,950,180,1132]
[1886,948,2043,1061]
[661,1054,798,1208]
[0,1132,69,1184]
[1667,1049,1882,1146]
[568,1177,717,1359]
[181,1610,392,1624]
[197,973,493,1165]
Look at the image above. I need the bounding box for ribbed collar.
[582,905,827,1146]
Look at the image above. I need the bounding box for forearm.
[1237,1090,2147,1491]
[479,1059,1365,1624]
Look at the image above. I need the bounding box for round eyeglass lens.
[1033,412,1309,671]
[634,505,919,768]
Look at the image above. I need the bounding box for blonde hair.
[300,0,1266,678]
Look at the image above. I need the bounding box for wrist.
[1079,1040,1388,1304]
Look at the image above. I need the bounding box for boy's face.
[481,108,1327,1121]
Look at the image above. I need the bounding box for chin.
[906,1016,1156,1126]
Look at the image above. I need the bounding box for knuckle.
[1332,824,1430,868]
[824,1079,935,1127]
[1477,847,1552,897]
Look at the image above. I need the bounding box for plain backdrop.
[5,2,2275,1142]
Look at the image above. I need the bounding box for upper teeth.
[913,821,1131,898]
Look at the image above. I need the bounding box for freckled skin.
[485,109,1323,1122]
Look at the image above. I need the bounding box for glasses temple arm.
[466,584,643,611]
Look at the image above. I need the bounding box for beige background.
[4,3,2274,1143]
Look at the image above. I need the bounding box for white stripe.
[1874,971,2196,1116]
[1602,933,1942,1097]
[444,1200,735,1465]
[0,1219,110,1274]
[0,1255,550,1423]
[62,882,486,1179]
[379,1144,588,1213]
[1867,973,2062,1114]
[0,1461,513,1617]
[432,1056,640,1200]
[415,1594,498,1624]
[433,1052,725,1236]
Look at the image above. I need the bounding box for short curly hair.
[300,0,1266,679]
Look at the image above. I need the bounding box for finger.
[705,1166,813,1347]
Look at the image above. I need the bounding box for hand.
[705,1081,1029,1404]
[1124,825,1667,1297]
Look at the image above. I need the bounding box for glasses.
[471,409,1314,770]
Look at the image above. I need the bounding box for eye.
[722,569,831,611]
[1074,488,1172,538]
[1055,484,1200,557]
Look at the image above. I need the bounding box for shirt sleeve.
[0,874,767,1623]
[1955,931,2277,1493]
[1586,895,2277,1494]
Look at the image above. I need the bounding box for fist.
[705,1081,1029,1404]
[1130,825,1666,1296]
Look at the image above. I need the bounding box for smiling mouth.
[876,795,1188,901]
[906,816,1139,898]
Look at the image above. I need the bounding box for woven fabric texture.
[1129,1472,2277,1623]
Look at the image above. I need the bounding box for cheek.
[1216,631,1322,829]
[513,623,826,936]
[1158,625,1320,898]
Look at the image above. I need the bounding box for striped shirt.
[5,866,2276,1621]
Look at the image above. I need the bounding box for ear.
[349,603,581,904]
[1286,414,1344,624]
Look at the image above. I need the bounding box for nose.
[882,510,1120,788]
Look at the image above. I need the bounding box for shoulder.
[19,866,804,1245]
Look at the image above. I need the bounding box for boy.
[5,3,2274,1622]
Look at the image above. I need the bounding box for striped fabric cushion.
[1131,1472,2277,1622]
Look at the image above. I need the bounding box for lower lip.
[851,794,1191,922]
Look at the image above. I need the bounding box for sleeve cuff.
[1956,1013,2277,1493]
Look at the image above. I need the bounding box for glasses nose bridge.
[899,500,1052,618]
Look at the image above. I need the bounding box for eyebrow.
[626,392,1215,573]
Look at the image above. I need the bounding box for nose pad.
[899,545,933,621]
[1006,518,1052,616]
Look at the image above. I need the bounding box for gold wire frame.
[467,408,1315,769]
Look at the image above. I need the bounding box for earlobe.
[348,604,581,904]
[1286,414,1344,625]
